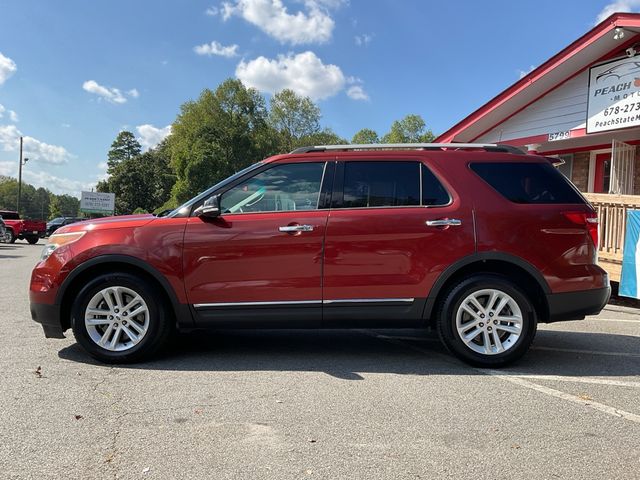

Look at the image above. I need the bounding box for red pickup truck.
[0,210,46,244]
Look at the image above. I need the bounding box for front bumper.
[30,302,65,338]
[546,285,611,322]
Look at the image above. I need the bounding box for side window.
[422,164,450,206]
[341,161,420,208]
[470,162,584,204]
[220,162,325,214]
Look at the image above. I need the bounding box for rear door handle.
[426,219,462,227]
[279,224,314,233]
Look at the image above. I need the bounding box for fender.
[422,252,550,320]
[56,254,194,326]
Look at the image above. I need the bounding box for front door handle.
[279,224,314,233]
[426,219,462,227]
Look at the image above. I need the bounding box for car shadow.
[57,328,639,379]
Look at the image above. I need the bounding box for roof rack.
[290,143,526,155]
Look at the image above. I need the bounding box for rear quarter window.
[470,162,584,204]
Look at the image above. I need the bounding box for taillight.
[562,211,599,247]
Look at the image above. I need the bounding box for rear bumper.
[546,286,611,322]
[30,302,65,338]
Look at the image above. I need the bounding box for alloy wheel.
[455,288,523,355]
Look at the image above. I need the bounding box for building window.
[557,154,573,180]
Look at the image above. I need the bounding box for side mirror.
[195,195,221,218]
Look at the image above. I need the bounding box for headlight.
[40,232,85,262]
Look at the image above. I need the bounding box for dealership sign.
[587,58,640,133]
[80,191,115,214]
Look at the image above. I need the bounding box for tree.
[300,128,348,147]
[169,79,277,203]
[269,89,321,152]
[382,114,435,143]
[102,140,175,214]
[351,128,379,144]
[107,131,142,174]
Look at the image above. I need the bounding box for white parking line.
[488,374,640,424]
[489,372,640,389]
[583,317,640,324]
[531,346,640,358]
[366,332,640,425]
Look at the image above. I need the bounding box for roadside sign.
[80,191,115,214]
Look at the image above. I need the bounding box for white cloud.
[0,161,92,196]
[61,123,71,128]
[0,104,18,122]
[82,80,139,104]
[518,65,536,79]
[136,124,172,150]
[222,0,340,45]
[205,6,218,16]
[346,85,369,101]
[97,161,108,170]
[595,0,640,24]
[236,51,345,100]
[0,52,17,85]
[354,33,372,46]
[194,41,240,58]
[0,124,73,165]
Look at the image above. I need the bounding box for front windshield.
[167,161,263,217]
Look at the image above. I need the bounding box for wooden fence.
[583,193,640,281]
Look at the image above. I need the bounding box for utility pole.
[17,136,29,216]
[17,136,23,215]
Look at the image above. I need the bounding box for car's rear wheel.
[7,230,15,243]
[71,272,172,363]
[436,274,537,367]
[26,235,38,244]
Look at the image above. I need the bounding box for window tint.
[341,162,420,208]
[220,162,325,213]
[470,162,584,204]
[422,164,450,206]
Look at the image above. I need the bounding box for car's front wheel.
[71,272,172,363]
[437,274,537,367]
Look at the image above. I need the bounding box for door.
[593,153,612,193]
[322,159,475,325]
[183,161,330,327]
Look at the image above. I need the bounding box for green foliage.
[0,176,78,220]
[269,89,321,152]
[99,140,175,215]
[351,128,379,144]
[169,79,278,203]
[381,114,435,143]
[299,128,348,147]
[107,131,142,174]
[132,207,148,214]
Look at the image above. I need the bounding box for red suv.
[29,143,610,366]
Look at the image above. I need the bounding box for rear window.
[0,211,19,220]
[470,162,584,204]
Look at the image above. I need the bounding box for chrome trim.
[426,219,462,227]
[194,300,322,309]
[193,298,415,309]
[279,224,314,232]
[322,298,415,305]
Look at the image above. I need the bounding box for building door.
[594,153,612,193]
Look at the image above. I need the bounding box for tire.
[26,236,39,245]
[436,274,537,368]
[7,230,16,243]
[71,272,172,363]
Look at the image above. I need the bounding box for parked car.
[1,210,46,244]
[29,143,610,366]
[46,217,83,237]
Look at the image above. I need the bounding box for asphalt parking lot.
[0,241,638,479]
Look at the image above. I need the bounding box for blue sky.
[0,0,634,196]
